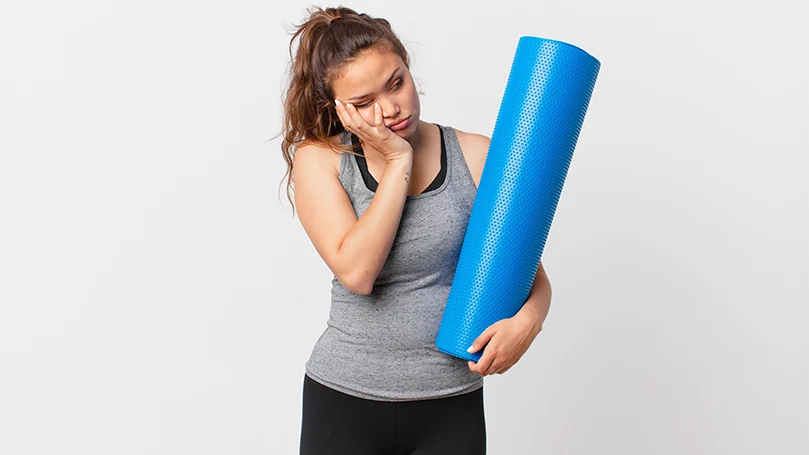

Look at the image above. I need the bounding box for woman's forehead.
[333,50,403,92]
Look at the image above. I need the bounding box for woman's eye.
[355,80,403,108]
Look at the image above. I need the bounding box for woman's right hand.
[334,99,413,163]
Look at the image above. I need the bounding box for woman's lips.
[389,116,410,131]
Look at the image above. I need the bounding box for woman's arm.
[294,144,413,295]
[467,262,551,376]
[515,261,552,336]
[337,157,413,293]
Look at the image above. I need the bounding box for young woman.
[279,6,552,454]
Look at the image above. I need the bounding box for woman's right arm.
[293,144,413,295]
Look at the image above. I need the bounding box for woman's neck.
[407,120,434,157]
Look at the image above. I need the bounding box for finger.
[345,103,369,133]
[480,360,493,376]
[334,99,355,132]
[374,102,383,128]
[495,365,510,375]
[468,360,483,376]
[476,345,498,375]
[468,327,496,354]
[486,362,501,376]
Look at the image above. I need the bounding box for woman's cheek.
[358,109,371,124]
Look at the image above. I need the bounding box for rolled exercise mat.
[436,36,601,362]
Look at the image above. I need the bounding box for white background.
[1,1,807,454]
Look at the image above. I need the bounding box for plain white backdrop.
[1,0,806,453]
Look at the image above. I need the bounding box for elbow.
[351,274,374,295]
[341,270,374,295]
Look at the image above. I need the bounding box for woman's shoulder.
[296,132,348,177]
[444,126,490,189]
[447,125,489,143]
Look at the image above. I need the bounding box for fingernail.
[467,345,475,353]
[346,103,353,109]
[334,99,340,106]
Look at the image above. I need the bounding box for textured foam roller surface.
[436,36,601,362]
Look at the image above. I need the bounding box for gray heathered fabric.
[304,123,485,402]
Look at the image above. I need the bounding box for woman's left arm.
[515,261,552,335]
[467,261,552,376]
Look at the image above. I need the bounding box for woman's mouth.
[389,116,410,131]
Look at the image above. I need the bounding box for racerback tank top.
[304,123,484,401]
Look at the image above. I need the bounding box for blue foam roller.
[436,36,600,362]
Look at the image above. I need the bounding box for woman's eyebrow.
[348,68,400,101]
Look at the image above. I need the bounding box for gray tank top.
[304,123,484,402]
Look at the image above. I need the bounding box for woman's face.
[331,48,420,139]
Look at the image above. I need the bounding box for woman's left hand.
[467,312,540,376]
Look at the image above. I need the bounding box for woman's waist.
[317,321,440,351]
[308,326,475,377]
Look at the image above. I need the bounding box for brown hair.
[274,6,414,216]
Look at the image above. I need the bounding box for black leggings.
[300,374,486,455]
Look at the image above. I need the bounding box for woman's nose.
[380,99,399,118]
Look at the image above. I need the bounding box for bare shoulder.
[293,135,344,178]
[452,127,491,189]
